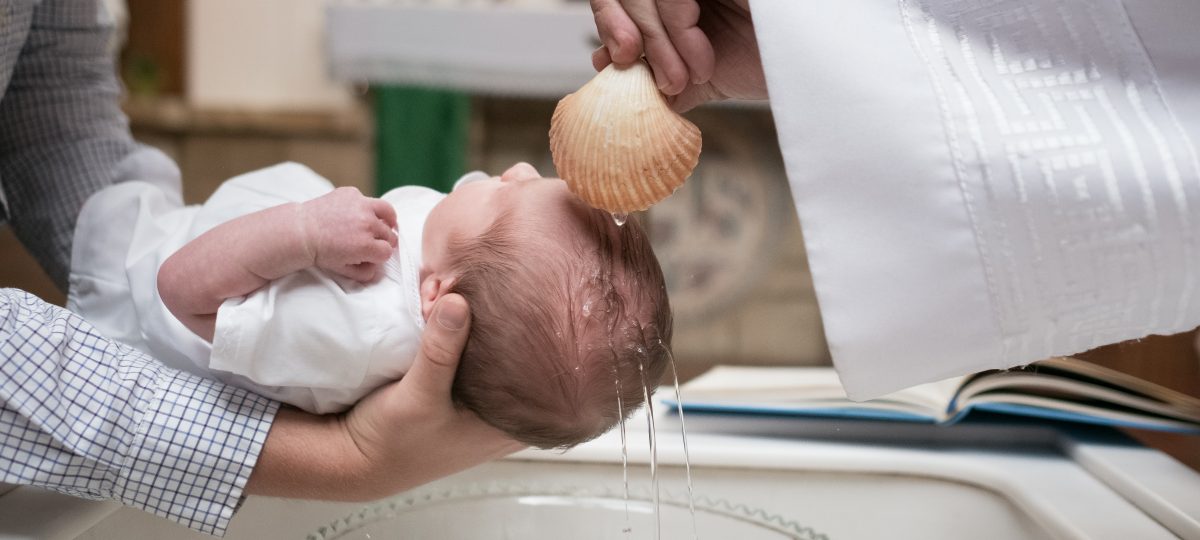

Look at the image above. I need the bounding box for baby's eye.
[452,171,493,190]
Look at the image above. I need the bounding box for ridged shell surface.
[549,61,702,213]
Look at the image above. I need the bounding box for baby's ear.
[419,274,458,322]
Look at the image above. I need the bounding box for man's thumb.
[406,294,471,399]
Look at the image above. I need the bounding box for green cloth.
[374,86,471,193]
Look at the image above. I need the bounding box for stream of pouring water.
[615,373,632,534]
[666,348,699,540]
[603,215,699,538]
[637,358,661,540]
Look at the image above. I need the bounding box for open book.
[667,357,1200,433]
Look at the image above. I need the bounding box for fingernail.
[655,70,670,90]
[437,297,468,330]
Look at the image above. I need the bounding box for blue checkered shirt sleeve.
[0,289,280,536]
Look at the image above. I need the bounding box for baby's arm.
[159,187,398,341]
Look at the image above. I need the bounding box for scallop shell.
[549,61,702,213]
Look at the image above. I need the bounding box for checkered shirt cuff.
[0,289,279,536]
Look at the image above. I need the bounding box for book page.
[967,394,1200,432]
[1039,357,1200,411]
[678,366,964,420]
[954,373,1200,424]
[952,356,1200,429]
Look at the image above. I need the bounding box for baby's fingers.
[364,239,395,264]
[369,219,399,249]
[342,261,381,283]
[372,199,398,229]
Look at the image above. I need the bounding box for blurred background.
[0,0,1195,467]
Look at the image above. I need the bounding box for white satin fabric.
[752,0,1200,399]
[69,163,459,413]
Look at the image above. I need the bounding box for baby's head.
[420,163,672,449]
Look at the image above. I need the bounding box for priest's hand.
[589,0,765,112]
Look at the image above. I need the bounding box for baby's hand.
[300,187,399,282]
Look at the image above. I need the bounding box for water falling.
[638,358,661,540]
[665,347,698,539]
[614,367,632,535]
[612,212,629,227]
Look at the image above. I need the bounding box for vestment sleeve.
[752,0,1200,398]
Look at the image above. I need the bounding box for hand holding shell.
[549,61,702,213]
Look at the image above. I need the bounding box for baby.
[68,162,672,449]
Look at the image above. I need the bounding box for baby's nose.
[500,162,541,183]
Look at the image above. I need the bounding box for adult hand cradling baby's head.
[247,294,523,500]
[340,294,525,499]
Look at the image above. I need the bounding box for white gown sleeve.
[195,163,405,414]
[210,270,383,392]
[208,259,423,415]
[751,0,1200,399]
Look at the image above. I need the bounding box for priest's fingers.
[657,0,714,85]
[617,0,690,94]
[592,45,613,72]
[670,82,725,113]
[591,0,642,66]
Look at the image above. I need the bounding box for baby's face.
[422,163,587,276]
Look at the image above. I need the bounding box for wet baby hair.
[447,207,672,449]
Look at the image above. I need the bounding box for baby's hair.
[447,206,672,450]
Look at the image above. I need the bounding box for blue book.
[665,357,1200,434]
